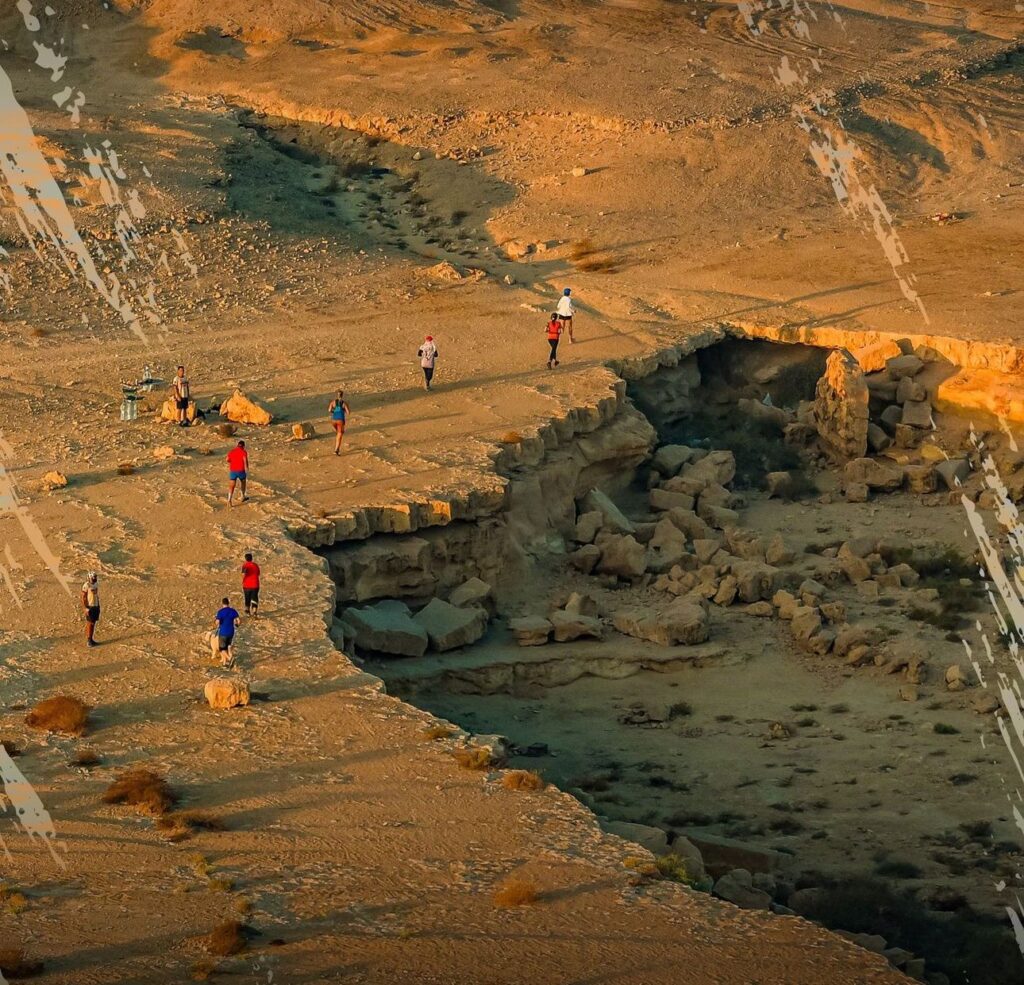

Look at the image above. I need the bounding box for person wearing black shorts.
[81,572,101,647]
[173,365,191,427]
[241,552,261,617]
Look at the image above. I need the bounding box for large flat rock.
[341,600,429,657]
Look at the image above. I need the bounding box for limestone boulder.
[579,489,635,535]
[866,423,891,452]
[649,488,695,513]
[204,677,250,710]
[449,577,493,610]
[564,592,600,618]
[574,510,604,544]
[732,560,782,602]
[601,820,669,856]
[291,422,315,440]
[813,349,869,460]
[414,598,488,652]
[682,450,736,488]
[698,502,740,531]
[569,544,601,574]
[549,608,603,643]
[652,444,699,477]
[41,470,68,490]
[901,399,933,430]
[844,457,903,492]
[220,389,272,426]
[666,508,713,542]
[886,354,924,379]
[896,376,927,403]
[904,464,937,494]
[595,533,647,580]
[935,458,970,490]
[613,598,709,646]
[715,868,772,910]
[765,471,794,499]
[342,600,429,657]
[646,518,688,574]
[509,615,552,646]
[159,398,198,423]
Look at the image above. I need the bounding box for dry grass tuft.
[0,948,43,979]
[102,768,178,815]
[568,238,596,261]
[501,770,545,792]
[116,462,136,476]
[420,724,455,741]
[70,748,101,768]
[568,237,620,273]
[191,958,218,981]
[493,878,538,907]
[0,884,29,914]
[453,746,493,771]
[2,740,21,757]
[156,810,226,841]
[28,326,48,339]
[216,423,236,438]
[206,920,249,956]
[25,696,89,736]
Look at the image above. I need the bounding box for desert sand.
[0,1,1022,983]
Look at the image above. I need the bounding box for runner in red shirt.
[226,440,249,506]
[241,551,261,617]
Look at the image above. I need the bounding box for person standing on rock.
[546,312,562,369]
[81,571,101,647]
[213,596,240,668]
[418,335,439,391]
[241,552,261,618]
[172,365,191,427]
[226,440,249,506]
[327,390,350,456]
[556,288,575,343]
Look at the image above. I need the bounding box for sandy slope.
[0,0,1021,981]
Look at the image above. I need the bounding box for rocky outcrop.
[204,677,250,709]
[813,349,869,460]
[613,598,709,646]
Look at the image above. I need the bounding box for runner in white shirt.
[556,288,575,343]
[81,572,101,647]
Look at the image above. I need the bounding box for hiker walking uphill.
[172,365,191,426]
[546,312,562,369]
[241,552,261,617]
[556,288,576,343]
[213,596,240,668]
[226,440,249,506]
[327,390,350,456]
[418,335,438,390]
[81,571,101,647]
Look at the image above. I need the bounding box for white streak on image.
[0,745,66,868]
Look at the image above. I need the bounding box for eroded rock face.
[813,349,869,460]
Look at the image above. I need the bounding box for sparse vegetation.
[116,462,136,475]
[102,768,178,815]
[206,920,249,956]
[70,748,101,767]
[875,859,922,878]
[2,740,21,757]
[25,695,89,736]
[933,722,960,735]
[501,770,545,792]
[0,948,43,979]
[0,884,29,914]
[492,877,538,907]
[959,820,993,841]
[668,701,692,718]
[453,746,493,771]
[157,811,227,841]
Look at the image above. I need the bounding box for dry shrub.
[28,327,48,339]
[207,920,248,956]
[0,884,29,914]
[234,897,252,915]
[116,462,136,476]
[156,810,226,841]
[493,878,538,907]
[1,740,20,757]
[0,948,43,979]
[191,959,218,981]
[501,770,544,792]
[453,746,493,771]
[209,877,235,892]
[568,238,595,261]
[216,423,236,438]
[70,748,101,768]
[102,768,178,815]
[25,696,89,736]
[420,724,455,741]
[500,431,523,444]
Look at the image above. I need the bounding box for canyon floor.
[0,1,1022,983]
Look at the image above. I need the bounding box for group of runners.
[82,288,578,650]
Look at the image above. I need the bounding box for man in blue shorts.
[213,596,240,667]
[226,440,249,506]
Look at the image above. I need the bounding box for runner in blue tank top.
[328,390,350,456]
